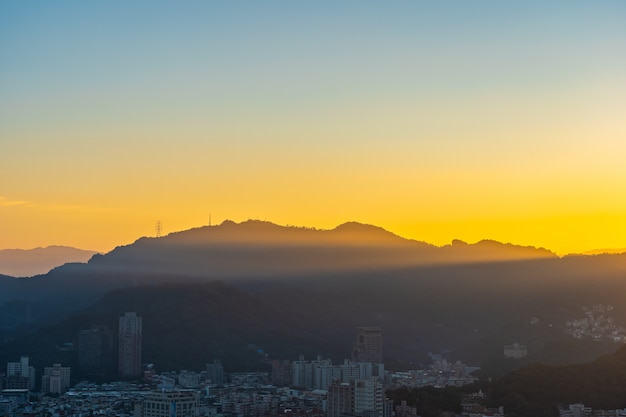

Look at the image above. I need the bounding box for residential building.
[327,382,352,417]
[353,378,383,417]
[271,359,291,386]
[504,343,527,359]
[5,356,35,390]
[135,390,197,417]
[41,364,71,394]
[79,325,114,379]
[352,327,382,364]
[206,360,224,385]
[118,312,143,378]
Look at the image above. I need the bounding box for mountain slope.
[0,281,341,374]
[84,220,556,278]
[491,344,626,414]
[3,220,626,373]
[0,220,559,321]
[0,246,98,277]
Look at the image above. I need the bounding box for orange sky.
[1,2,625,255]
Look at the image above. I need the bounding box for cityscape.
[3,311,626,417]
[2,1,626,417]
[0,316,492,417]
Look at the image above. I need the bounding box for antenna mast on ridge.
[156,220,162,238]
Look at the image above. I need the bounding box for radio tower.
[156,220,162,238]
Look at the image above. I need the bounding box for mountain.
[583,248,626,255]
[0,246,99,277]
[490,344,626,415]
[0,281,327,374]
[0,220,557,316]
[3,220,626,375]
[81,220,556,278]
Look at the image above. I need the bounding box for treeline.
[490,344,626,413]
[386,386,465,417]
[387,345,626,417]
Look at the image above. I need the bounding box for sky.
[1,1,625,255]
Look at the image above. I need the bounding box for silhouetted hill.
[3,221,626,374]
[0,220,557,314]
[75,220,558,278]
[0,281,346,375]
[491,344,626,415]
[583,248,626,255]
[0,246,98,277]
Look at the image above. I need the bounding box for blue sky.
[1,1,626,253]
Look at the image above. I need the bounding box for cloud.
[0,196,114,212]
[0,196,29,207]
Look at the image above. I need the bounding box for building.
[118,312,143,378]
[292,355,313,389]
[327,382,352,417]
[352,327,382,364]
[79,325,114,379]
[271,359,291,386]
[41,364,71,394]
[504,343,527,359]
[5,356,35,390]
[206,360,224,385]
[353,378,383,417]
[395,400,417,417]
[135,390,198,417]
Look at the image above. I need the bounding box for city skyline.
[2,1,625,255]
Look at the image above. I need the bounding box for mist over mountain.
[583,248,626,255]
[0,245,98,277]
[2,220,626,376]
[0,281,327,374]
[82,220,556,278]
[0,220,557,310]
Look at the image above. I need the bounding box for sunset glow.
[2,1,625,255]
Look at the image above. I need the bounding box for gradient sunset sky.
[1,1,625,255]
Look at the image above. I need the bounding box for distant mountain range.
[583,248,626,255]
[0,220,559,309]
[81,220,557,278]
[0,246,98,277]
[2,220,626,377]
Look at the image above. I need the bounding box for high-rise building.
[41,364,71,394]
[135,390,198,417]
[5,356,35,390]
[353,378,383,417]
[206,360,224,385]
[327,378,385,417]
[291,355,313,389]
[327,382,352,417]
[271,360,291,386]
[79,325,114,379]
[351,327,382,364]
[118,312,142,378]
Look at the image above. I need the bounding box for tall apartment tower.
[327,382,353,417]
[327,378,384,417]
[271,359,292,386]
[118,312,142,378]
[206,360,224,385]
[79,325,114,379]
[6,356,36,390]
[41,363,71,394]
[351,327,382,364]
[353,378,384,417]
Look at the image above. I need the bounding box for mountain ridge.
[0,245,99,277]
